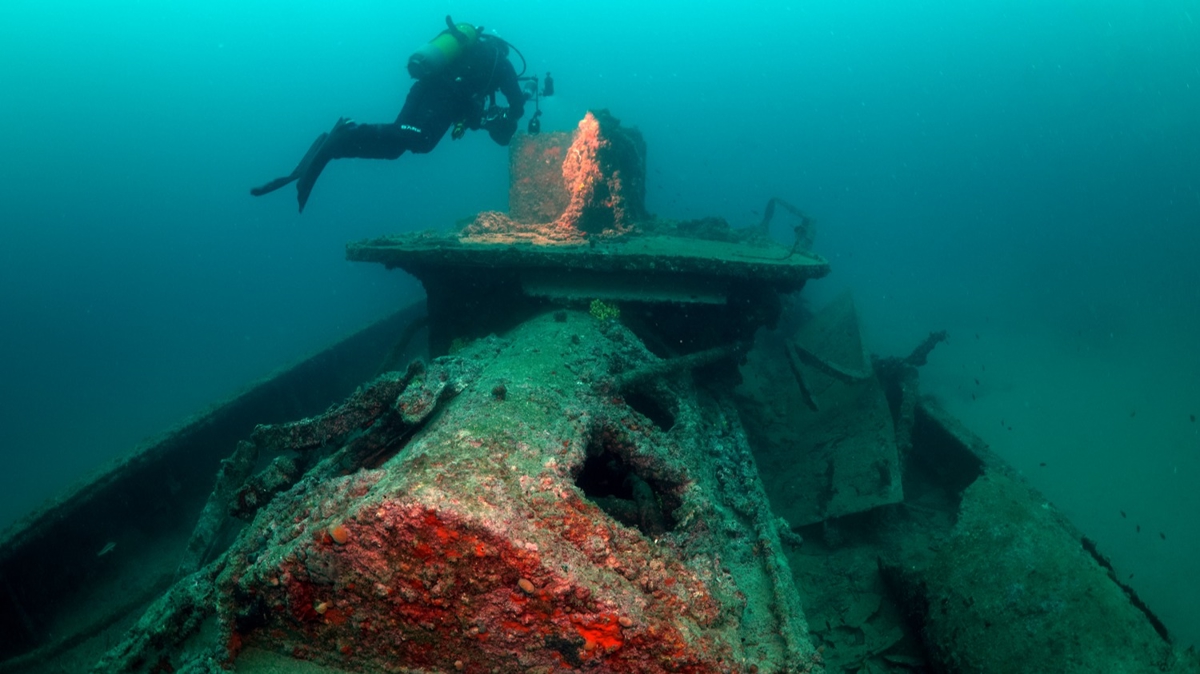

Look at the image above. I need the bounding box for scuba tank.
[407,16,479,80]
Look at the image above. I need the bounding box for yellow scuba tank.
[407,15,479,80]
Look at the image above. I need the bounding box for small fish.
[972,393,976,401]
[975,333,980,340]
[97,542,116,557]
[1130,411,1136,418]
[1120,510,1126,518]
[1137,525,1141,533]
[1128,573,1134,579]
[1039,462,1046,467]
[975,378,980,385]
[1191,414,1196,423]
[1160,532,1166,540]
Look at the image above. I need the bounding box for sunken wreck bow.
[93,110,830,673]
[0,110,1194,674]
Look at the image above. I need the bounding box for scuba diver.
[251,17,528,213]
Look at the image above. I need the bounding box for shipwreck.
[0,111,1195,674]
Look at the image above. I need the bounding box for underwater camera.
[522,72,554,135]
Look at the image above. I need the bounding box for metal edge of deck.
[345,234,832,288]
[912,397,1173,644]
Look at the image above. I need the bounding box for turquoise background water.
[2,0,1197,649]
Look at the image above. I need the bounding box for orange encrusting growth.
[327,523,351,545]
[255,500,733,673]
[462,111,637,244]
[573,614,625,651]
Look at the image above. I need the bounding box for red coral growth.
[572,613,625,651]
[233,496,733,674]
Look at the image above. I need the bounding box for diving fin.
[248,128,331,197]
[296,117,354,213]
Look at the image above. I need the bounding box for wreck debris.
[348,232,827,356]
[901,329,948,367]
[94,353,480,673]
[347,115,826,358]
[91,559,228,674]
[463,109,647,244]
[248,366,416,453]
[8,107,1196,674]
[95,312,818,673]
[872,329,947,468]
[229,454,301,521]
[740,292,903,526]
[784,344,820,412]
[791,343,871,384]
[175,439,257,578]
[612,343,743,392]
[879,469,1180,673]
[781,305,877,414]
[732,422,814,667]
[234,355,476,521]
[226,367,418,522]
[759,323,1199,674]
[757,196,816,254]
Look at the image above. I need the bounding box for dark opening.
[574,436,680,538]
[623,390,675,432]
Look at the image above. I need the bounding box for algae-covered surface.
[6,300,1199,674]
[81,311,815,673]
[347,232,830,290]
[914,470,1176,672]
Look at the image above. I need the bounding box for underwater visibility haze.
[1,0,1198,655]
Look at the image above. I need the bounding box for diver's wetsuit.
[251,35,525,212]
